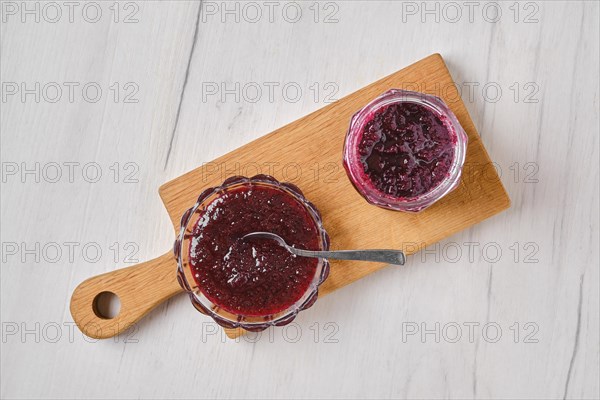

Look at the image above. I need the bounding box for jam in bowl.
[174,175,330,331]
[343,89,468,212]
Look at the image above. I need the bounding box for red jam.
[188,185,320,316]
[358,102,455,198]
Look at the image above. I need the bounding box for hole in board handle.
[92,291,121,319]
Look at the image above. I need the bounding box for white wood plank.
[1,1,598,399]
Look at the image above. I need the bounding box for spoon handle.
[289,248,406,266]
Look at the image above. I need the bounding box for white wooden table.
[1,1,598,399]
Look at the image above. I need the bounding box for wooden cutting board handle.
[70,252,183,339]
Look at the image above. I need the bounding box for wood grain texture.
[158,54,510,338]
[3,2,599,398]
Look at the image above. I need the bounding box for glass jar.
[343,89,468,212]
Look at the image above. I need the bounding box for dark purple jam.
[188,185,320,316]
[358,102,455,198]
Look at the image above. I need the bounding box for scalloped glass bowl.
[343,89,468,212]
[174,175,330,332]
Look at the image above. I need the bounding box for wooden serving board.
[70,54,510,340]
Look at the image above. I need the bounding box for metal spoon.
[243,232,406,265]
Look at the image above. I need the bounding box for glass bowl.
[174,174,330,332]
[342,89,468,212]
